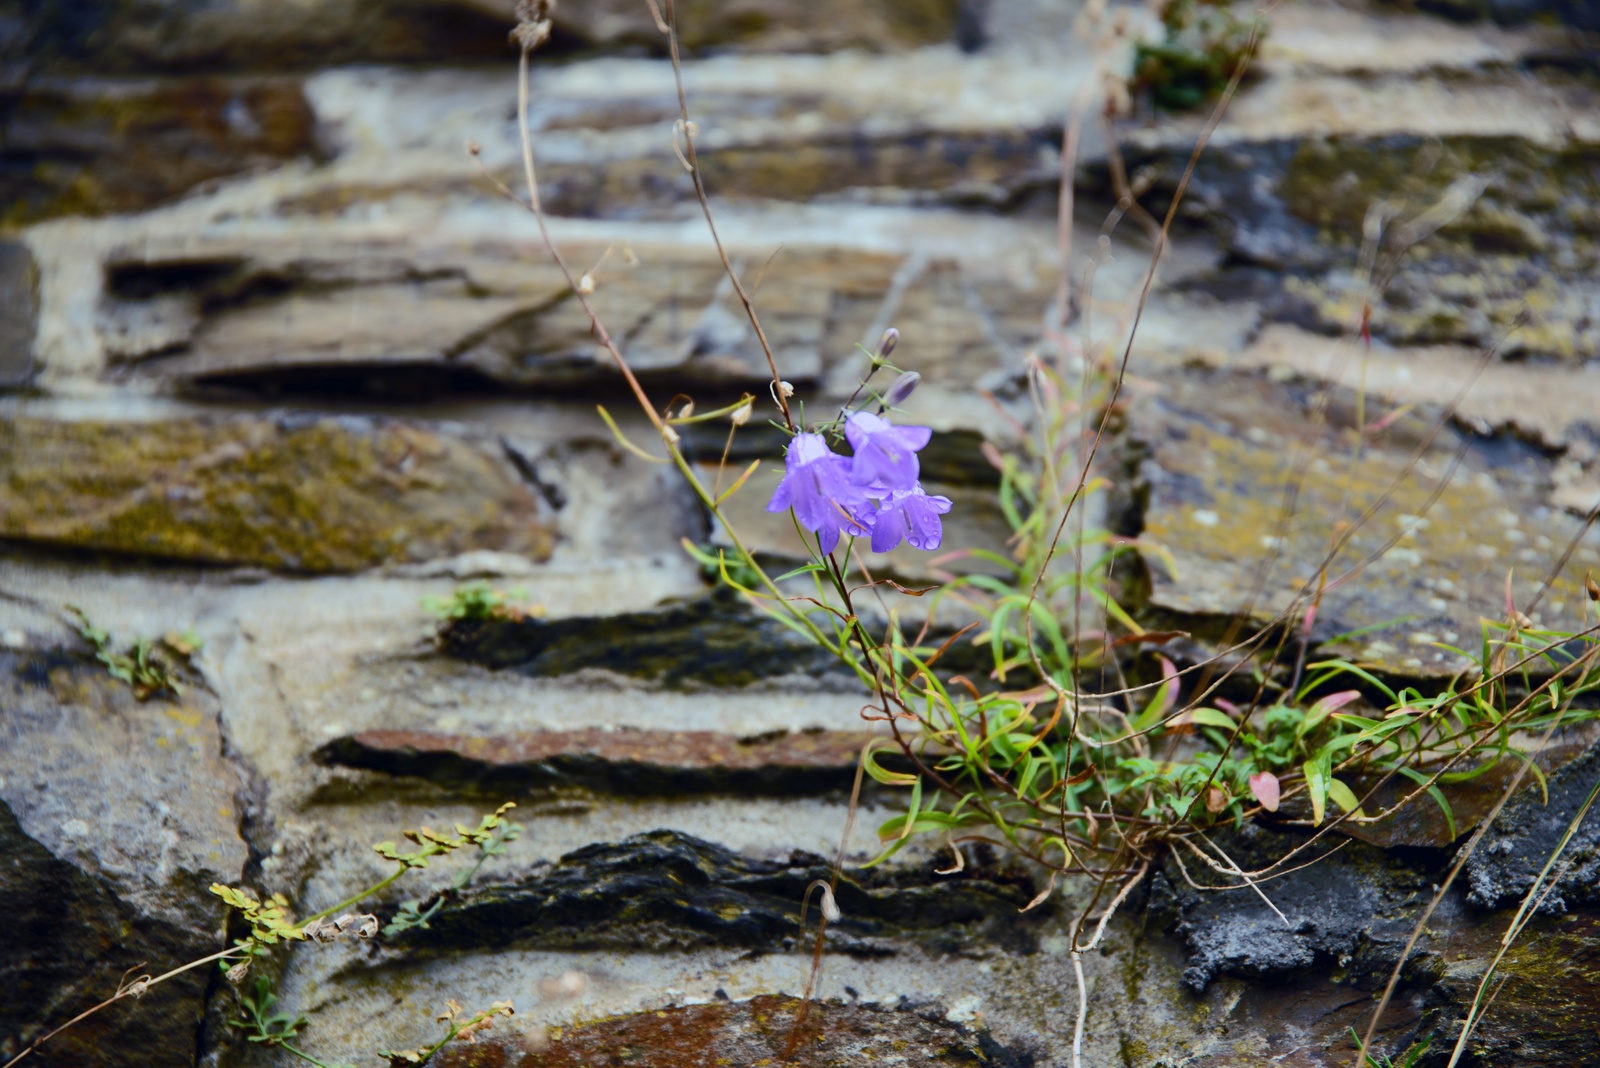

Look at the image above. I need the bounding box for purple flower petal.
[767,433,875,553]
[844,412,932,492]
[869,485,953,553]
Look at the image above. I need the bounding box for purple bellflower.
[844,411,932,492]
[869,485,953,553]
[766,412,951,556]
[766,433,872,553]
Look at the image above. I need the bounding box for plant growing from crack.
[486,4,1600,1065]
[68,606,199,700]
[3,803,520,1067]
[422,581,541,623]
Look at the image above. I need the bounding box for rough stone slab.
[1116,135,1600,362]
[433,993,1035,1068]
[0,642,248,1067]
[398,829,1047,957]
[315,727,887,796]
[1123,370,1600,677]
[0,410,551,571]
[2,76,317,225]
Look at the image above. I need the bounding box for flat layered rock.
[315,727,886,796]
[433,993,1034,1068]
[397,829,1047,956]
[2,76,317,225]
[1117,135,1600,363]
[0,411,551,571]
[0,641,248,1068]
[436,590,850,688]
[1122,370,1600,677]
[28,0,964,75]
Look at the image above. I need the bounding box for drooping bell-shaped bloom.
[766,433,872,554]
[844,411,932,492]
[868,485,953,553]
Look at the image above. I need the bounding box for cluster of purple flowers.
[767,412,952,554]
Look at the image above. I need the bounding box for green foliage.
[232,977,308,1046]
[209,885,307,946]
[69,606,197,700]
[727,348,1600,879]
[683,539,765,592]
[384,817,521,935]
[1349,1028,1432,1068]
[422,582,537,622]
[373,801,519,870]
[1132,0,1258,112]
[205,803,518,1064]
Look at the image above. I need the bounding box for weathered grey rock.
[1120,370,1600,677]
[0,410,553,571]
[0,242,35,385]
[0,640,248,1067]
[398,829,1048,957]
[1114,136,1600,363]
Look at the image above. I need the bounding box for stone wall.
[2,1,1599,1065]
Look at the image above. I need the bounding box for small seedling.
[1348,1028,1432,1068]
[422,582,541,623]
[68,607,197,700]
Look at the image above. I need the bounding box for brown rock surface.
[316,726,886,795]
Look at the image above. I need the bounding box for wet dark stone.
[396,829,1048,957]
[314,726,892,798]
[0,645,247,1067]
[433,992,1038,1068]
[1149,822,1434,992]
[1464,739,1600,912]
[438,589,850,688]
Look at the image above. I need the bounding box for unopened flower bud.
[577,273,595,295]
[1587,572,1599,602]
[730,401,752,427]
[881,370,920,409]
[819,884,841,923]
[875,327,899,363]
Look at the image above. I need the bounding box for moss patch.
[0,413,550,571]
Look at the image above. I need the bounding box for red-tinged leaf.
[1313,690,1363,714]
[1249,771,1280,813]
[1155,654,1178,718]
